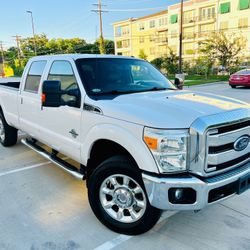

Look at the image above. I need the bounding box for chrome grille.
[206,121,250,173]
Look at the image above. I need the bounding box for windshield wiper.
[140,87,176,92]
[93,90,137,96]
[92,87,176,96]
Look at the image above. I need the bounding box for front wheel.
[0,112,18,147]
[88,156,161,235]
[230,85,236,88]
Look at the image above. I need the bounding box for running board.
[21,139,85,180]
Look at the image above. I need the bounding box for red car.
[229,69,250,88]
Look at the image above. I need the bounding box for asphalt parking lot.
[0,82,249,250]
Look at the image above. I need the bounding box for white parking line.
[93,211,178,250]
[0,161,50,177]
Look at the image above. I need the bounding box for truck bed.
[0,78,21,90]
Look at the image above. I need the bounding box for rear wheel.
[230,85,236,88]
[88,156,161,235]
[0,112,18,147]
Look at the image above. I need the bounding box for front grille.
[206,120,250,174]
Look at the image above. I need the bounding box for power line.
[101,6,167,12]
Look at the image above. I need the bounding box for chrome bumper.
[142,161,250,210]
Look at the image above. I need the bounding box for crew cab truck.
[0,54,250,235]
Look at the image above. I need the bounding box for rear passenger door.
[19,60,47,137]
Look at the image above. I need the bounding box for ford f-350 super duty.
[0,54,249,235]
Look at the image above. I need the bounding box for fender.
[81,123,159,174]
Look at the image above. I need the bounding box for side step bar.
[21,139,85,180]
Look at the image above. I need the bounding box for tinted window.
[76,58,175,96]
[236,69,250,75]
[25,61,47,93]
[48,61,80,107]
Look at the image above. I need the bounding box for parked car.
[0,54,250,235]
[229,69,250,88]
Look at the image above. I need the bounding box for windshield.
[75,58,176,96]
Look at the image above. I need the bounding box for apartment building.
[113,0,250,62]
[113,10,168,61]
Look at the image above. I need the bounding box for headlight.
[143,127,189,173]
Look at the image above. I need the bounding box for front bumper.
[142,161,250,210]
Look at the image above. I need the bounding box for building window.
[184,10,195,24]
[238,17,248,28]
[138,22,145,31]
[183,27,195,39]
[184,43,194,55]
[139,36,144,43]
[115,27,122,37]
[170,14,178,24]
[199,6,215,21]
[150,47,156,55]
[122,26,130,36]
[199,23,215,37]
[239,0,250,10]
[149,35,155,42]
[149,20,155,28]
[220,21,229,30]
[159,17,167,26]
[116,41,122,49]
[220,2,231,14]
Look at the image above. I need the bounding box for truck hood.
[93,90,250,128]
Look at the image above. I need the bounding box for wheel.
[88,156,161,235]
[230,85,236,88]
[0,112,18,147]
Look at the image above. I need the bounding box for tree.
[199,32,247,73]
[94,39,115,54]
[150,57,165,70]
[138,49,148,60]
[194,56,213,79]
[163,49,179,75]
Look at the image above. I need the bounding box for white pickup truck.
[0,54,250,235]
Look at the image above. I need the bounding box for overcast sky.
[0,0,180,48]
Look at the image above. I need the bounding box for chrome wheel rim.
[0,118,5,142]
[99,174,147,223]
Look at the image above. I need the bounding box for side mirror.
[174,78,183,90]
[42,80,62,107]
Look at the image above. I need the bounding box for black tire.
[88,155,161,235]
[230,85,236,88]
[0,111,18,147]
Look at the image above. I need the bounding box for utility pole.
[0,41,5,77]
[12,35,22,67]
[178,0,184,73]
[26,11,37,55]
[92,0,108,54]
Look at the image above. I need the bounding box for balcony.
[197,14,216,24]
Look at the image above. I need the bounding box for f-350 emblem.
[69,129,79,138]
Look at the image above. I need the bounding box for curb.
[184,81,228,88]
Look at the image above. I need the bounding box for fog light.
[175,188,183,200]
[168,188,196,204]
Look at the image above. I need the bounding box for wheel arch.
[82,124,158,183]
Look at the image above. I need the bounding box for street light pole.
[26,11,37,55]
[178,0,184,73]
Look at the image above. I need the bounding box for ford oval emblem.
[234,136,250,151]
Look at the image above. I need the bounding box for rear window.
[24,61,47,93]
[236,69,250,75]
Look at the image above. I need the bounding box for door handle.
[20,97,23,104]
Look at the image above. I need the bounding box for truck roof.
[29,54,138,62]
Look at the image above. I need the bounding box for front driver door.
[38,60,82,162]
